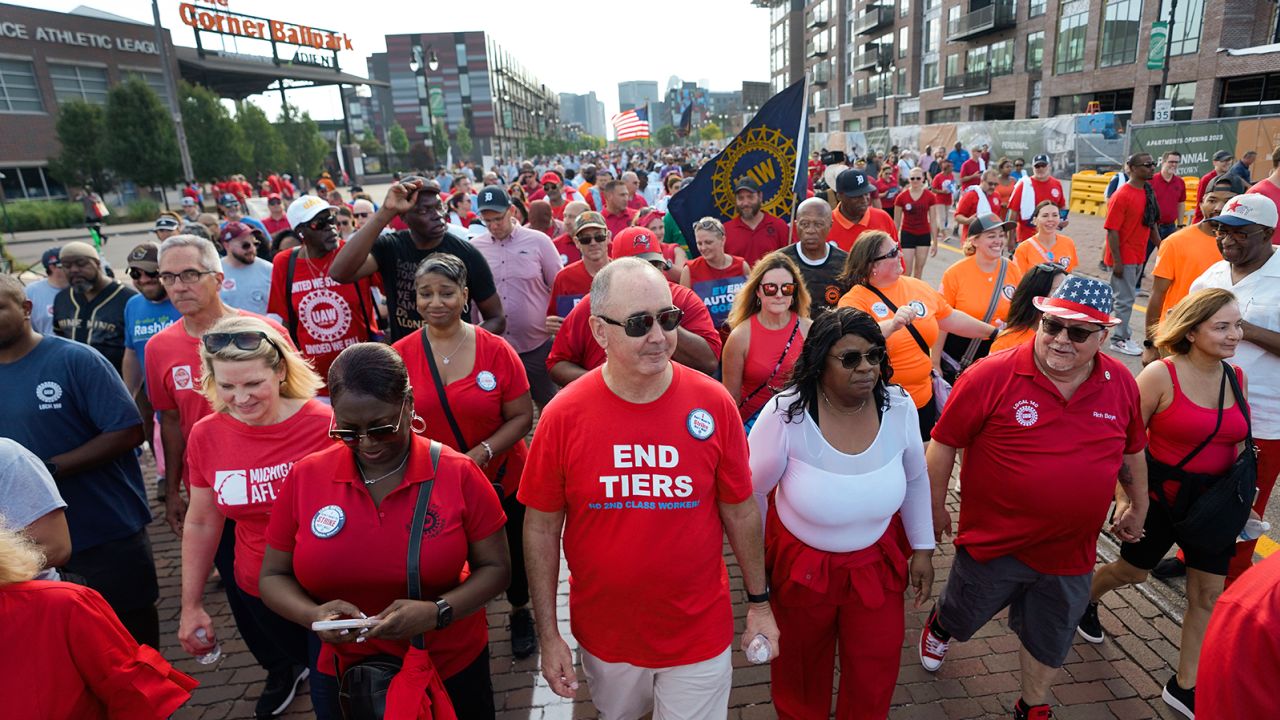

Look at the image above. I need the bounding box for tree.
[388,124,410,153]
[276,106,329,179]
[236,101,286,176]
[653,125,677,148]
[456,123,474,158]
[408,141,432,172]
[104,77,181,189]
[179,81,247,180]
[700,124,725,141]
[431,121,449,163]
[359,130,384,156]
[48,100,110,191]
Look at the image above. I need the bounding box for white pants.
[580,645,732,720]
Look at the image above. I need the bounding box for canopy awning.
[175,46,387,99]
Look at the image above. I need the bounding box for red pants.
[1226,437,1280,586]
[766,509,908,720]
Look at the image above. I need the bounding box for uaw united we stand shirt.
[519,364,752,668]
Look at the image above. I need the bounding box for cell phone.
[311,617,381,631]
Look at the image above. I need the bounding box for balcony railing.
[809,4,830,27]
[947,0,1017,41]
[854,5,894,36]
[812,61,832,86]
[806,40,831,58]
[852,45,893,71]
[943,68,992,95]
[850,92,880,109]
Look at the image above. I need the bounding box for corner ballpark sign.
[178,3,354,51]
[711,127,798,218]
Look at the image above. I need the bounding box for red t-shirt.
[723,212,790,266]
[268,246,379,392]
[1198,553,1280,716]
[930,172,956,204]
[1246,178,1280,245]
[186,401,335,595]
[684,256,748,340]
[894,189,936,235]
[1149,172,1186,225]
[547,282,723,375]
[261,216,291,237]
[955,189,1007,242]
[1192,170,1217,224]
[145,312,292,441]
[1103,183,1153,266]
[518,364,752,667]
[828,206,899,253]
[547,261,594,318]
[930,343,1146,574]
[959,158,983,189]
[392,327,530,497]
[551,233,582,267]
[265,437,506,679]
[1009,177,1066,241]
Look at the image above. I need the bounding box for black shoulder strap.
[420,329,470,450]
[1224,361,1252,442]
[406,439,441,651]
[284,248,301,345]
[865,284,932,357]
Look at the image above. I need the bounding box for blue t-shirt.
[220,258,274,315]
[0,336,149,551]
[947,149,971,168]
[124,294,181,379]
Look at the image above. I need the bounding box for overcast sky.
[19,0,772,126]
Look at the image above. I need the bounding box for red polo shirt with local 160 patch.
[518,363,752,668]
[930,342,1146,575]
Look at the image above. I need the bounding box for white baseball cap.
[1215,194,1279,229]
[287,195,331,229]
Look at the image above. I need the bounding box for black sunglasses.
[202,331,284,358]
[577,232,609,244]
[760,282,797,297]
[830,346,887,369]
[597,306,683,337]
[328,400,408,446]
[872,246,901,263]
[309,213,336,229]
[1040,317,1104,343]
[128,268,159,280]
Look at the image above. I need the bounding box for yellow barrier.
[1069,171,1115,217]
[1182,175,1199,224]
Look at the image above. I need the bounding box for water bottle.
[746,634,772,665]
[1238,518,1271,542]
[194,628,222,665]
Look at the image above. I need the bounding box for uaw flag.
[669,79,809,258]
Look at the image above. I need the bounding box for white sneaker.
[1110,338,1143,356]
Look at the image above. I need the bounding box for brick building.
[765,0,1280,134]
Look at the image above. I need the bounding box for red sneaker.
[1015,700,1053,719]
[919,608,951,672]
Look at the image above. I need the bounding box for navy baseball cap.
[41,246,61,269]
[835,169,874,197]
[476,185,512,213]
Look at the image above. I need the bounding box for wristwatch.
[434,598,454,629]
[746,587,770,604]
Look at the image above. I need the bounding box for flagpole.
[789,74,812,244]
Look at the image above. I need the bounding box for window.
[868,116,888,129]
[459,73,471,97]
[945,53,960,81]
[902,0,910,15]
[1099,0,1142,68]
[922,60,939,89]
[948,5,960,32]
[990,39,1014,76]
[1220,73,1280,118]
[50,63,109,105]
[1161,0,1204,56]
[923,18,939,53]
[899,111,919,124]
[967,46,989,75]
[844,119,862,132]
[455,42,468,67]
[923,0,940,10]
[898,67,909,94]
[0,165,64,199]
[1026,31,1045,71]
[899,26,909,58]
[123,70,169,105]
[1154,81,1196,121]
[1029,0,1047,16]
[1055,1,1090,75]
[0,59,43,112]
[927,107,960,123]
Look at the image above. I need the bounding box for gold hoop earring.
[410,413,427,435]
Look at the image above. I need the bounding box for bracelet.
[746,588,770,604]
[479,441,494,465]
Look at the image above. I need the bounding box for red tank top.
[738,314,803,421]
[1148,360,1249,498]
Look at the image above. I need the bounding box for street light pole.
[410,45,441,163]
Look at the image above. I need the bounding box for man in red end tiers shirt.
[1008,155,1068,242]
[546,227,721,387]
[722,177,790,265]
[1103,153,1160,357]
[1198,553,1280,717]
[521,257,779,719]
[918,275,1148,720]
[828,169,899,252]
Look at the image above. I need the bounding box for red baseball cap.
[611,227,668,268]
[540,171,563,186]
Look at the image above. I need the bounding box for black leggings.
[503,491,529,608]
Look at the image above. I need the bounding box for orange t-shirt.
[989,325,1035,354]
[939,256,1024,324]
[828,206,899,252]
[838,276,953,408]
[1011,233,1079,274]
[1151,224,1222,319]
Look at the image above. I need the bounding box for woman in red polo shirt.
[261,343,510,720]
[894,168,939,279]
[838,231,998,440]
[391,253,536,661]
[680,217,751,341]
[722,253,812,431]
[178,316,332,718]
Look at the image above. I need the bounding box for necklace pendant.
[442,357,450,364]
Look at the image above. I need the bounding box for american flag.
[612,107,650,141]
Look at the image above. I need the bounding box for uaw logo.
[711,127,798,219]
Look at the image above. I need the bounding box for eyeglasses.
[596,306,683,337]
[830,347,887,369]
[872,246,901,263]
[1132,162,1156,168]
[543,184,560,191]
[1014,163,1024,168]
[128,268,159,280]
[328,400,408,446]
[760,282,796,297]
[1039,317,1104,343]
[909,176,923,182]
[268,200,282,206]
[159,269,217,285]
[354,212,371,219]
[1210,223,1264,241]
[202,331,284,359]
[309,213,335,229]
[577,232,608,244]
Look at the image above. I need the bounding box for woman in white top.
[749,307,935,720]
